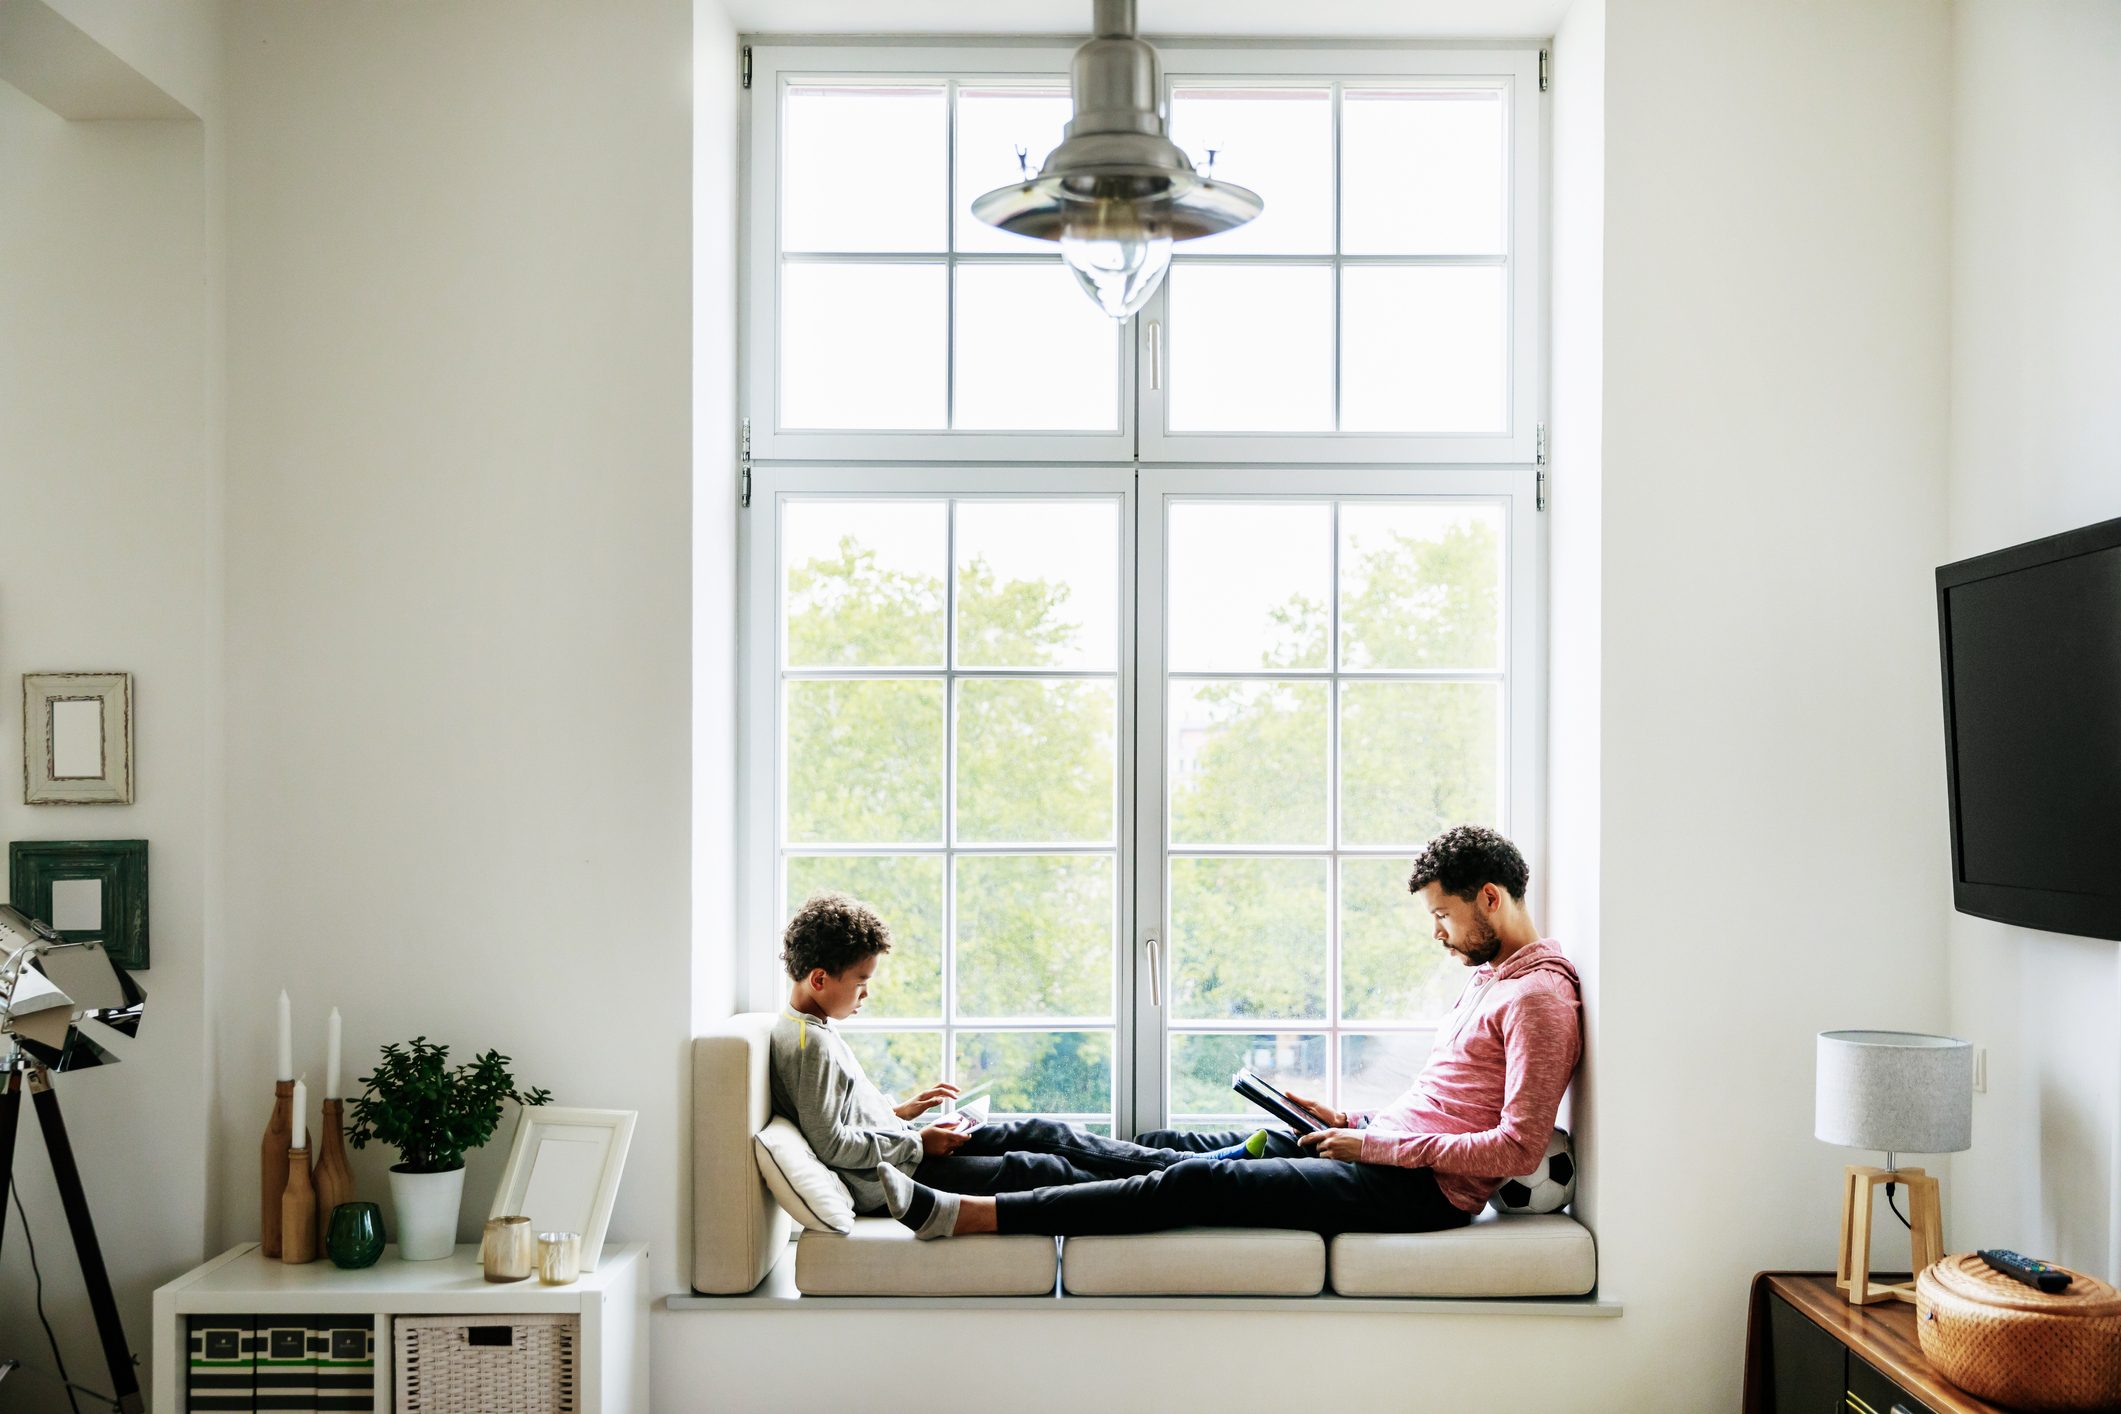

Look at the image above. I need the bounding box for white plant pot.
[388,1164,466,1261]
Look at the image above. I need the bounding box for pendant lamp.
[971,0,1263,319]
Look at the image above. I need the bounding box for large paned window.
[742,44,1544,1137]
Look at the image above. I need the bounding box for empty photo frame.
[8,840,150,971]
[488,1106,635,1272]
[24,673,133,804]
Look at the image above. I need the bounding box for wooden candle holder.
[260,1080,293,1258]
[280,1146,317,1264]
[313,1098,354,1231]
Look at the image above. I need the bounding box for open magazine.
[1232,1069,1328,1134]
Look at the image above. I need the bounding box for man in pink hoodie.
[876,825,1584,1240]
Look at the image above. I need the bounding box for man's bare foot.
[955,1197,999,1235]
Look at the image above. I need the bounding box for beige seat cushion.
[1062,1227,1324,1296]
[794,1217,1059,1296]
[1329,1212,1596,1297]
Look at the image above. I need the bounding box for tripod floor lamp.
[0,902,148,1414]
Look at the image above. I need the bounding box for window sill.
[667,1245,1624,1317]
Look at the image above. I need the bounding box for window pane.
[956,1029,1112,1116]
[1169,87,1332,255]
[955,87,1072,253]
[955,500,1119,671]
[1340,1032,1434,1111]
[1340,266,1507,433]
[955,854,1113,1019]
[1166,265,1333,432]
[1169,1032,1325,1117]
[841,1029,943,1101]
[780,263,946,429]
[1338,855,1467,1022]
[1339,680,1501,847]
[1169,680,1328,847]
[784,500,946,668]
[786,679,945,843]
[787,855,944,1018]
[955,679,1116,844]
[1341,89,1506,255]
[783,85,947,253]
[1167,501,1331,672]
[1168,856,1327,1021]
[953,264,1120,431]
[1339,502,1505,671]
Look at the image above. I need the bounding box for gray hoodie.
[768,1009,922,1214]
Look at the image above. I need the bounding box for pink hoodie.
[1350,939,1582,1214]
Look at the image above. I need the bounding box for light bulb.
[1058,201,1173,320]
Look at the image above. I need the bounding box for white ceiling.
[728,0,1570,42]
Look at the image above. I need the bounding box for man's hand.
[1298,1128,1366,1162]
[920,1122,972,1158]
[893,1082,959,1121]
[1282,1089,1348,1129]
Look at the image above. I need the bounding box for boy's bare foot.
[954,1197,998,1235]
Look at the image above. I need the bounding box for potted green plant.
[347,1037,551,1260]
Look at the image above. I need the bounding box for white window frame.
[743,44,1543,466]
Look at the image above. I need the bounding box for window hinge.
[741,46,752,90]
[1535,422,1549,511]
[739,417,752,507]
[1539,49,1551,92]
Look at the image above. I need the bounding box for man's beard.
[1451,912,1503,966]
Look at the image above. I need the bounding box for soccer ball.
[1490,1128,1576,1215]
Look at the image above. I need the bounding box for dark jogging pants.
[909,1117,1199,1198]
[992,1125,1473,1237]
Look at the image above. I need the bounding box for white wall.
[0,37,217,1410]
[1945,0,2121,1281]
[217,0,698,1294]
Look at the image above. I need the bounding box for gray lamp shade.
[1815,1030,1973,1154]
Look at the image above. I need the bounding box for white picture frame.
[487,1106,635,1272]
[24,672,133,805]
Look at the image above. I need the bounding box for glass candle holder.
[325,1202,385,1270]
[537,1231,581,1285]
[481,1215,534,1282]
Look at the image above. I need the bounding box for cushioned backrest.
[691,1014,792,1293]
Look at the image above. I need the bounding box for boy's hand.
[1282,1089,1348,1129]
[893,1082,959,1120]
[919,1122,972,1157]
[1298,1128,1365,1162]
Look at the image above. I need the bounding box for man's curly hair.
[1407,825,1530,902]
[781,892,892,981]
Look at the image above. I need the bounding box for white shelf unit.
[150,1242,648,1414]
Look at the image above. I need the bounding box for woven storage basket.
[1915,1254,2121,1412]
[395,1313,580,1414]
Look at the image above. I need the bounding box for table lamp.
[1815,1029,1973,1306]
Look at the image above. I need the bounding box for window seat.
[692,1018,1599,1302]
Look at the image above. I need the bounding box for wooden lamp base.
[1836,1164,1944,1305]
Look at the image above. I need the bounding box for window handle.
[1148,320,1162,392]
[1145,935,1162,1008]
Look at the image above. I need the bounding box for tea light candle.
[537,1231,581,1285]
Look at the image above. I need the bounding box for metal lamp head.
[969,0,1262,318]
[0,903,144,1073]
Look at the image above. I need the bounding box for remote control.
[1978,1248,2071,1294]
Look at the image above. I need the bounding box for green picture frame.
[8,839,149,971]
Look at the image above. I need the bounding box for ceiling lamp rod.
[971,0,1263,319]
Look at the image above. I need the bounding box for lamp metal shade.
[1815,1029,1972,1154]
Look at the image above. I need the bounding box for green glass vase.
[326,1201,385,1269]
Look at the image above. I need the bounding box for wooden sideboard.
[1744,1272,2025,1414]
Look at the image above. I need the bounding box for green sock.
[1243,1129,1269,1158]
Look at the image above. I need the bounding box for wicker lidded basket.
[1915,1253,2121,1412]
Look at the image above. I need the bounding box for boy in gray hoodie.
[768,892,1258,1223]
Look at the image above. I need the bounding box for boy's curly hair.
[1407,825,1530,902]
[781,892,892,981]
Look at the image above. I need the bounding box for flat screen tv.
[1937,514,2121,940]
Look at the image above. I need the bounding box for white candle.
[291,1075,307,1149]
[325,1008,342,1100]
[276,990,293,1081]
